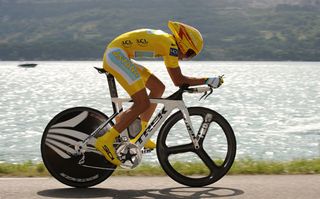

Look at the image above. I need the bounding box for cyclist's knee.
[153,80,165,95]
[131,89,150,112]
[133,98,150,113]
[157,82,165,96]
[146,75,165,97]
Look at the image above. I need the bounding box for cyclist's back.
[106,29,179,68]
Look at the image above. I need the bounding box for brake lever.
[199,86,213,101]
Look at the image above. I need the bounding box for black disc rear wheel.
[157,107,236,187]
[41,107,116,188]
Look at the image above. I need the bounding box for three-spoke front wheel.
[157,107,236,187]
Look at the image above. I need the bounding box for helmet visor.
[184,49,196,59]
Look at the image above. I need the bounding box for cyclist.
[95,21,224,166]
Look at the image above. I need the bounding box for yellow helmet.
[168,20,203,58]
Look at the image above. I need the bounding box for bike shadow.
[37,186,244,198]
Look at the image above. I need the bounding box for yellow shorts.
[103,48,152,96]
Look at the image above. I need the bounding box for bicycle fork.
[179,104,213,149]
[179,104,201,149]
[197,113,213,144]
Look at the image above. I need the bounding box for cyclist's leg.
[95,48,150,165]
[128,61,165,149]
[113,89,150,132]
[132,60,165,122]
[115,61,165,124]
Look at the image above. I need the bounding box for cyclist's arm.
[167,67,207,87]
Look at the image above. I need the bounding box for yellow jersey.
[108,29,179,68]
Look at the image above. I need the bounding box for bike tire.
[41,107,116,188]
[157,107,236,187]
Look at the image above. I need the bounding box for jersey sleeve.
[163,47,179,68]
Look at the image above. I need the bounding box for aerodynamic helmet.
[168,20,203,58]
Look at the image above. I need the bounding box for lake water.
[0,61,319,163]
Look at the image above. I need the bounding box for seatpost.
[106,73,119,113]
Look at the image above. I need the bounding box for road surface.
[0,175,319,199]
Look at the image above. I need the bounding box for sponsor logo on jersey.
[134,51,155,58]
[122,40,133,48]
[111,50,140,79]
[136,38,148,47]
[169,48,178,57]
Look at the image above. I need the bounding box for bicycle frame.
[82,68,202,149]
[112,97,200,149]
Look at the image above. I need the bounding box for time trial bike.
[41,67,236,188]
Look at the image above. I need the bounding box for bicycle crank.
[116,142,143,169]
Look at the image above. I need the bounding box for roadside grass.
[0,161,49,177]
[229,158,320,175]
[0,159,319,177]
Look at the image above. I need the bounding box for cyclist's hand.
[206,75,224,88]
